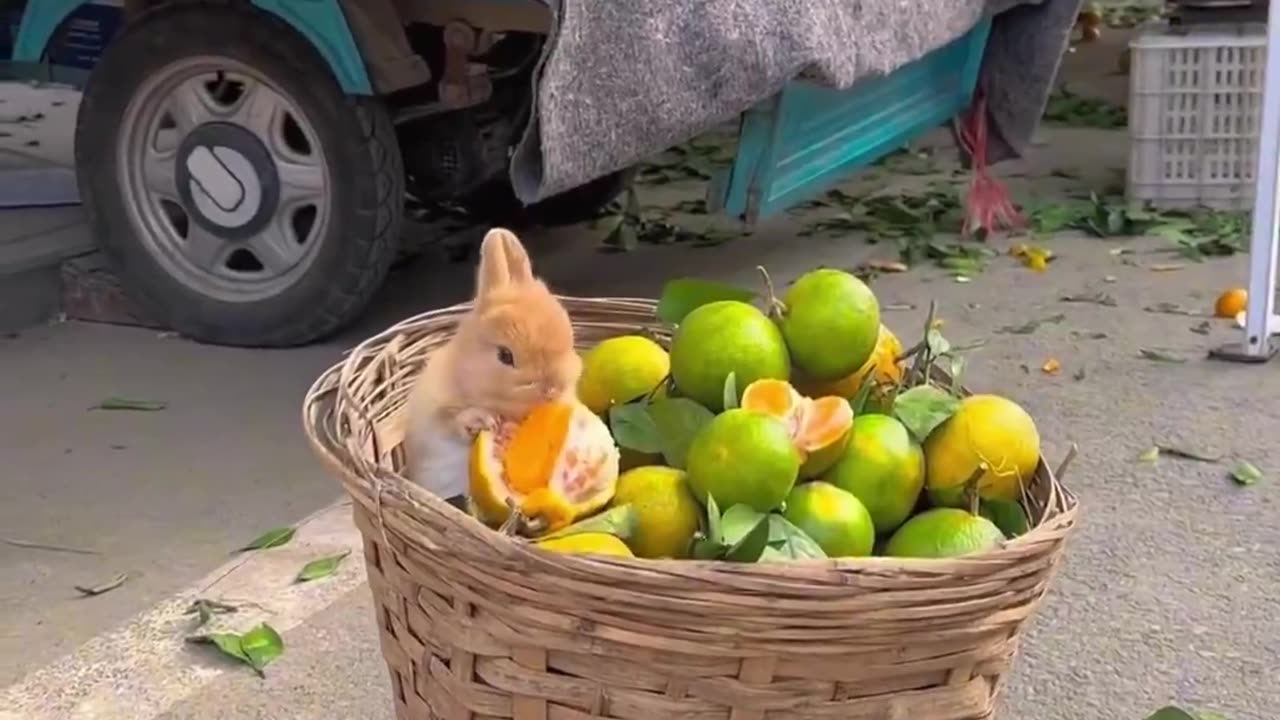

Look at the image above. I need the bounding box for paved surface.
[1,26,1276,720]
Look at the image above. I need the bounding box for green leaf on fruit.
[759,515,828,561]
[656,278,756,325]
[980,499,1029,538]
[295,551,351,583]
[647,397,714,469]
[608,403,662,454]
[691,496,727,559]
[722,372,739,411]
[892,385,961,442]
[719,504,770,562]
[539,505,638,542]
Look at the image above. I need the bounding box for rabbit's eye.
[497,345,515,367]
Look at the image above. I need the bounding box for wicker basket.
[302,297,1079,720]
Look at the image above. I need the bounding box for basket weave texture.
[302,298,1079,720]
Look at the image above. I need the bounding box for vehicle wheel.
[75,2,403,347]
[462,168,635,228]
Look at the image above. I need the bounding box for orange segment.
[796,396,855,453]
[502,401,574,494]
[741,379,853,478]
[740,378,802,417]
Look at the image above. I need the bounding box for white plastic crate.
[1128,23,1268,210]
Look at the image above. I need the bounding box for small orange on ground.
[1215,288,1247,319]
[740,378,854,478]
[470,399,620,532]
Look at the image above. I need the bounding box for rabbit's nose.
[541,384,561,400]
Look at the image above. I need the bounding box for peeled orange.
[469,400,620,532]
[740,378,853,478]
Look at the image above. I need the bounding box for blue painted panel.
[718,18,993,223]
[9,0,372,94]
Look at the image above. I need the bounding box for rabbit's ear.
[498,228,533,284]
[476,228,518,298]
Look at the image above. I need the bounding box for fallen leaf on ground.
[998,314,1066,335]
[1157,444,1221,463]
[188,623,284,677]
[1061,292,1118,307]
[1190,321,1211,335]
[882,303,916,311]
[1137,446,1160,463]
[1149,263,1185,272]
[1041,358,1061,375]
[92,397,168,411]
[295,551,352,583]
[862,259,909,273]
[1229,460,1262,486]
[2,537,99,555]
[74,572,129,597]
[1144,302,1201,317]
[238,527,296,552]
[1138,349,1186,363]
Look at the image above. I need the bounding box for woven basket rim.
[302,295,1080,575]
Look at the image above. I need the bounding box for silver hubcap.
[119,58,330,302]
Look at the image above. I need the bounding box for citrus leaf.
[608,403,662,454]
[539,505,638,542]
[239,623,284,675]
[691,537,728,559]
[722,372,739,411]
[1229,460,1262,486]
[704,494,723,544]
[656,278,756,325]
[647,397,714,469]
[295,551,351,583]
[187,632,251,666]
[980,500,1029,538]
[761,515,828,560]
[892,385,961,442]
[721,505,770,563]
[239,527,295,552]
[1144,708,1198,720]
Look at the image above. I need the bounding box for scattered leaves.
[655,278,756,325]
[1061,291,1118,307]
[1229,460,1262,486]
[1144,302,1201,317]
[1138,349,1186,364]
[997,314,1066,335]
[1043,85,1127,128]
[92,397,168,411]
[295,551,351,583]
[239,527,295,552]
[74,572,129,597]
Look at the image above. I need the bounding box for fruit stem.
[963,463,987,516]
[643,374,671,404]
[756,265,788,318]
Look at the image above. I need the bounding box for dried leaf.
[1138,349,1186,364]
[1137,446,1160,463]
[1229,460,1262,486]
[1156,444,1221,463]
[1144,302,1201,316]
[239,527,295,552]
[1190,321,1211,335]
[92,397,168,411]
[74,572,129,597]
[1061,292,1118,307]
[863,259,909,273]
[997,314,1066,335]
[1041,358,1061,375]
[1149,263,1185,272]
[295,551,351,583]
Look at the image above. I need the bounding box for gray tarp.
[509,0,1081,204]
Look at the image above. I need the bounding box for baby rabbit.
[403,228,582,498]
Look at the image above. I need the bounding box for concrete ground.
[2,25,1276,720]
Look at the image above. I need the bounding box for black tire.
[462,168,635,228]
[75,1,403,347]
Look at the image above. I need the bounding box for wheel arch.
[13,0,374,94]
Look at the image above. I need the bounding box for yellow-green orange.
[670,301,790,411]
[609,466,702,559]
[883,508,1005,559]
[823,413,924,535]
[535,532,635,558]
[923,394,1041,507]
[779,269,880,382]
[782,481,875,557]
[686,409,800,512]
[578,336,670,415]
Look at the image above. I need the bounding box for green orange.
[685,409,800,512]
[823,413,924,535]
[669,301,790,411]
[782,481,876,557]
[779,269,880,381]
[883,508,1005,559]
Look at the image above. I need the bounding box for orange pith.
[741,379,853,454]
